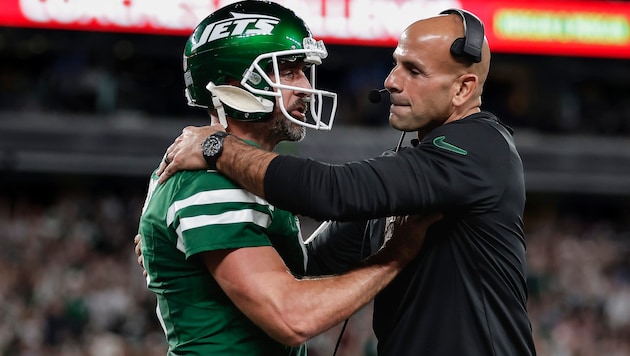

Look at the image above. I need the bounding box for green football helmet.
[183,0,337,130]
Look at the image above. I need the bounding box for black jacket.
[266,112,536,356]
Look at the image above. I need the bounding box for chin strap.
[206,82,228,127]
[210,91,228,128]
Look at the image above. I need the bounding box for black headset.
[440,9,484,63]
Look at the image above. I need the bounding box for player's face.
[384,22,459,133]
[269,60,311,142]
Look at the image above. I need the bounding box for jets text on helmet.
[191,12,281,52]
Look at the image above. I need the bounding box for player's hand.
[380,213,442,265]
[134,234,147,278]
[158,124,226,184]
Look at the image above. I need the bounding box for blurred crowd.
[525,207,630,356]
[0,184,628,356]
[0,186,164,356]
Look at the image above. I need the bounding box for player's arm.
[135,221,378,278]
[201,213,440,347]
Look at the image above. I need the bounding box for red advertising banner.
[1,0,629,58]
[464,0,630,58]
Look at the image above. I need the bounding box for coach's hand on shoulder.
[158,124,225,183]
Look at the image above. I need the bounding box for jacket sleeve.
[264,154,416,221]
[263,120,511,222]
[305,220,369,275]
[303,148,403,275]
[305,217,388,275]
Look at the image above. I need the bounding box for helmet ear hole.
[206,83,273,114]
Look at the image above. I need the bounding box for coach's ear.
[452,73,478,106]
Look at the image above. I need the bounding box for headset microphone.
[368,88,388,103]
[367,88,405,150]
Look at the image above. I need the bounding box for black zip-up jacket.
[265,112,536,356]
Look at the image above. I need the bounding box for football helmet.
[183,0,337,130]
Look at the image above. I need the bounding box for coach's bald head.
[384,11,491,134]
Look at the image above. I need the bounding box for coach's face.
[384,15,467,135]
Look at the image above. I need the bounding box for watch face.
[204,136,221,156]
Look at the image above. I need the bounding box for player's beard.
[269,101,307,143]
[274,116,306,142]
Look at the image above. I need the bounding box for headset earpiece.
[440,8,484,63]
[450,37,467,59]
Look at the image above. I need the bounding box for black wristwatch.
[201,131,230,170]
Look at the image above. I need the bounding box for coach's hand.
[158,124,225,183]
[378,213,442,266]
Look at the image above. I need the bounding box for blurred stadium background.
[0,0,629,355]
